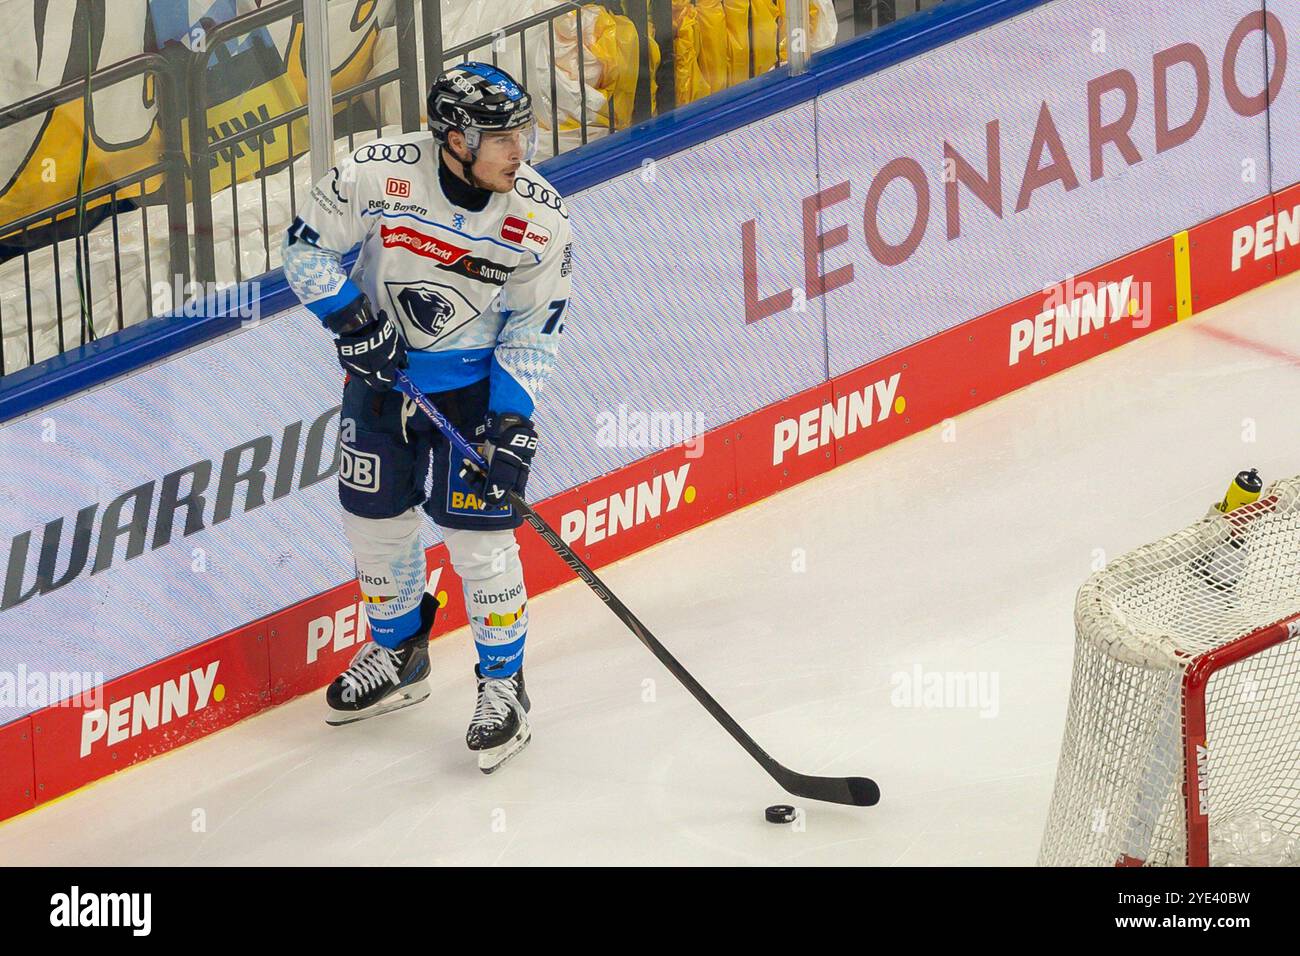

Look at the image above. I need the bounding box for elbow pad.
[323,292,377,336]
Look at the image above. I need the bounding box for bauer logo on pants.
[339,446,380,492]
[446,457,511,517]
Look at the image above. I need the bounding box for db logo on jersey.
[386,177,411,197]
[340,446,381,492]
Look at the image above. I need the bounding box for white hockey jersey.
[281,129,572,418]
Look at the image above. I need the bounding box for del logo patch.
[499,215,528,244]
[499,215,552,254]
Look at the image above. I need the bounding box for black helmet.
[428,63,536,160]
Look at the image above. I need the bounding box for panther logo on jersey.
[386,280,479,344]
[396,284,457,338]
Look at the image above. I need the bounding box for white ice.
[3,273,1299,865]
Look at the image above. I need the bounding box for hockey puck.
[765,804,797,824]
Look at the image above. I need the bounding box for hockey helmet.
[427,63,537,162]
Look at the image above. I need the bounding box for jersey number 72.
[541,299,567,335]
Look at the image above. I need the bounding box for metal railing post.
[625,0,653,124]
[155,51,192,293]
[395,0,421,131]
[855,0,895,35]
[650,0,674,113]
[302,0,335,185]
[786,0,811,75]
[185,42,218,285]
[421,0,445,96]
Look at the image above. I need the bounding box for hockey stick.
[394,370,880,808]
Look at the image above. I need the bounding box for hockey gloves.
[475,412,538,507]
[326,294,407,392]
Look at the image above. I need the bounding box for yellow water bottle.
[1216,468,1263,513]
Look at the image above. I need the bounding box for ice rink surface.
[3,274,1299,865]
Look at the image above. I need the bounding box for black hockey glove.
[474,412,538,507]
[326,295,407,392]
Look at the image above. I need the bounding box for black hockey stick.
[395,371,880,808]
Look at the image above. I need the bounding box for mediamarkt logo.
[560,464,693,547]
[380,224,468,265]
[1008,275,1136,366]
[772,373,901,466]
[80,661,222,757]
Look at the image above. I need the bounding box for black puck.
[765,804,797,824]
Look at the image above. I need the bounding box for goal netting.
[1038,476,1300,866]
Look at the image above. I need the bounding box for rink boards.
[3,1,1300,820]
[4,180,1296,822]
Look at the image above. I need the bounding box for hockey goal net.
[1038,476,1300,866]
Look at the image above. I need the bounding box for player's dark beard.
[456,146,490,190]
[440,147,493,211]
[463,153,485,189]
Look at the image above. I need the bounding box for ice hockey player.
[281,63,572,773]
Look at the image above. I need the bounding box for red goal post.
[1040,479,1300,867]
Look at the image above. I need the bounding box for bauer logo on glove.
[458,412,538,507]
[328,297,409,392]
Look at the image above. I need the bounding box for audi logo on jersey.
[355,143,421,165]
[513,176,567,218]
